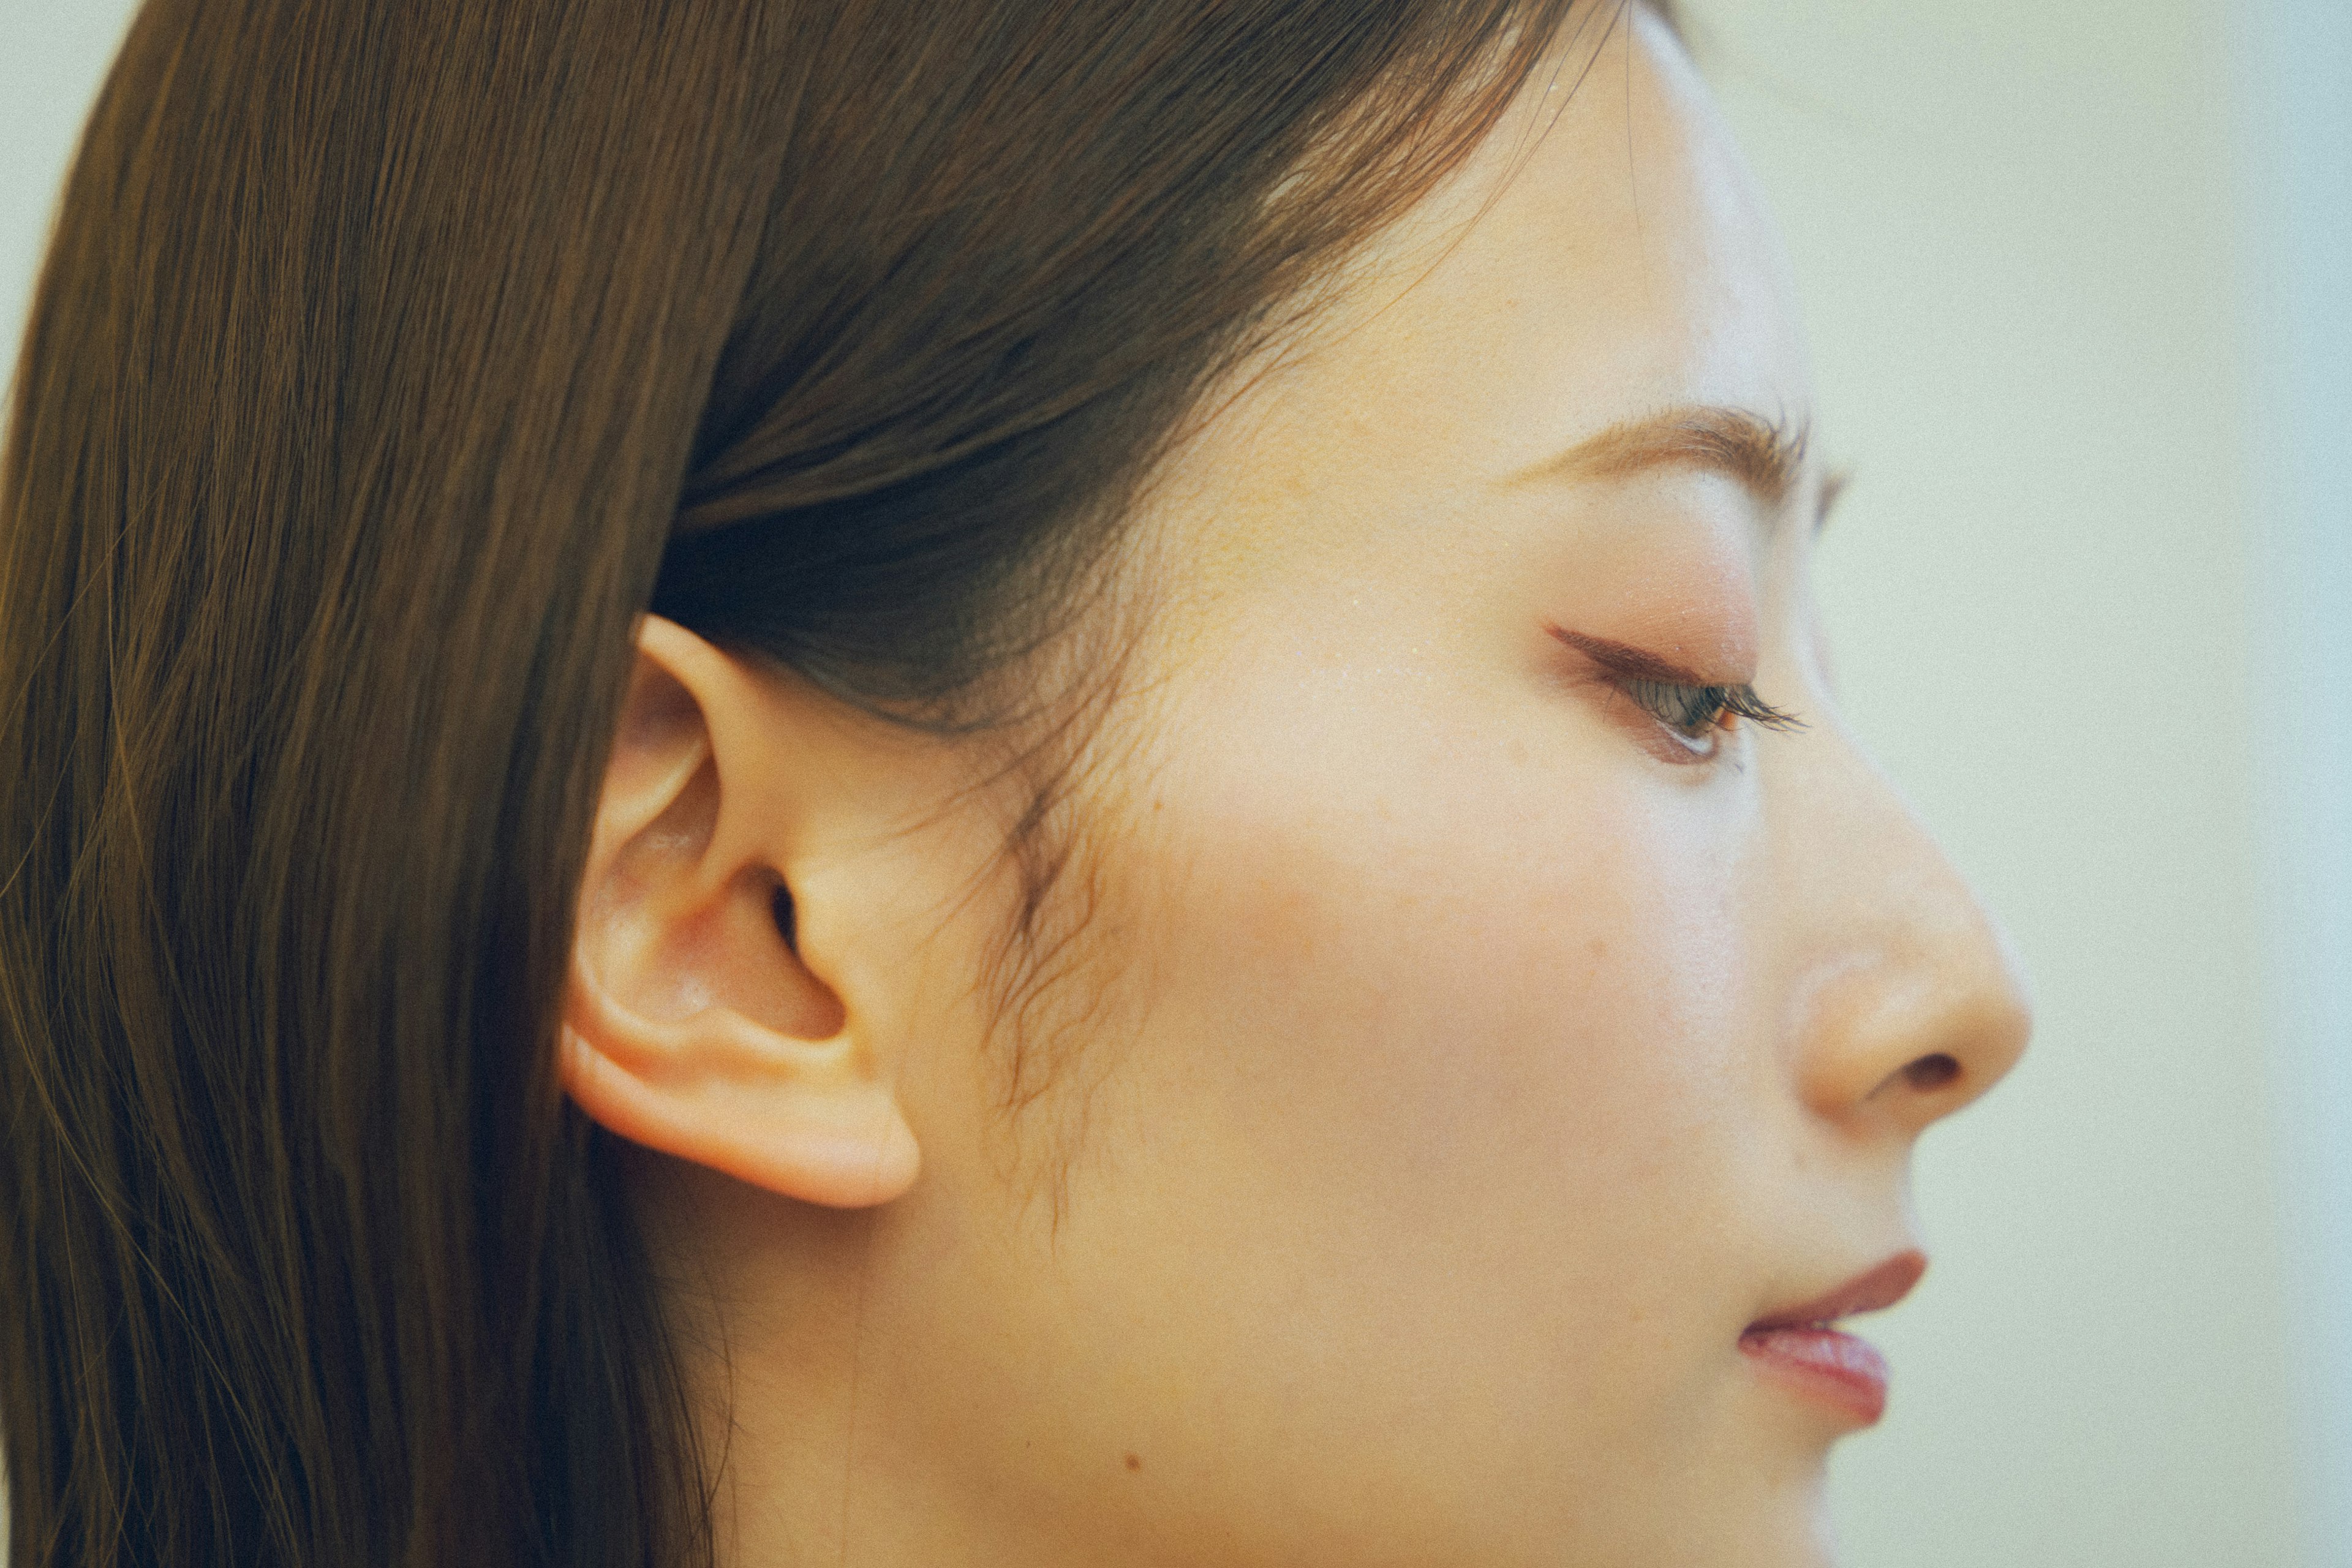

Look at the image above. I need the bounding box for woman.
[0,0,2030,1563]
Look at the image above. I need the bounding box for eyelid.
[1544,622,1805,760]
[1544,624,1738,688]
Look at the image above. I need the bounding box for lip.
[1740,1250,1926,1427]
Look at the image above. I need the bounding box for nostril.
[1902,1053,1961,1092]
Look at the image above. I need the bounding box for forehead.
[1154,9,1811,563]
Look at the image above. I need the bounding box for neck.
[631,1155,1084,1568]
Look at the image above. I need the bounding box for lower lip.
[1739,1326,1890,1425]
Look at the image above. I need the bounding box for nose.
[1778,739,2033,1140]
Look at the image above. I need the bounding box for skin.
[560,9,2032,1566]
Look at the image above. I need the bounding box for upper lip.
[1746,1250,1928,1332]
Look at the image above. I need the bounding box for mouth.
[1739,1250,1926,1427]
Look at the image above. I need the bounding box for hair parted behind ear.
[1,1,1600,1564]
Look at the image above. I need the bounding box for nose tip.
[1800,907,2033,1137]
[1862,948,2031,1131]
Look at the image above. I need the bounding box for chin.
[1653,1460,1841,1568]
[1746,1472,1842,1568]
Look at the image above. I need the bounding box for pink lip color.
[1741,1250,1926,1427]
[1740,1326,1891,1423]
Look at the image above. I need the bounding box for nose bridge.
[1771,718,2032,1134]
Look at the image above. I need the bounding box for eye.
[1544,624,1806,767]
[1616,676,1803,764]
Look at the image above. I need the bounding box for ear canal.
[772,881,798,954]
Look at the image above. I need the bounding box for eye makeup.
[1545,624,1803,764]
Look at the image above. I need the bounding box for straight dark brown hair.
[0,1,1637,1562]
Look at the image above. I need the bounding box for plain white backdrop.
[4,1,2345,1564]
[1697,0,2348,1562]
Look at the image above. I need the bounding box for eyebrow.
[1506,404,1813,509]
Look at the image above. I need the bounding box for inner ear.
[753,871,842,1041]
[772,881,797,954]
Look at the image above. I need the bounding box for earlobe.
[559,1008,920,1209]
[559,617,921,1209]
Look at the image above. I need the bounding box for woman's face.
[666,12,2030,1566]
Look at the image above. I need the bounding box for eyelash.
[1617,677,1804,760]
[1544,624,1805,764]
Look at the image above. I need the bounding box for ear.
[560,616,919,1207]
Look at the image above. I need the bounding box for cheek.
[1068,653,1789,1536]
[1163,747,1743,1220]
[1120,652,1766,1314]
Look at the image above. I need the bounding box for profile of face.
[560,9,2032,1565]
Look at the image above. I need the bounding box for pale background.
[1694,1,2350,1564]
[4,1,2346,1565]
